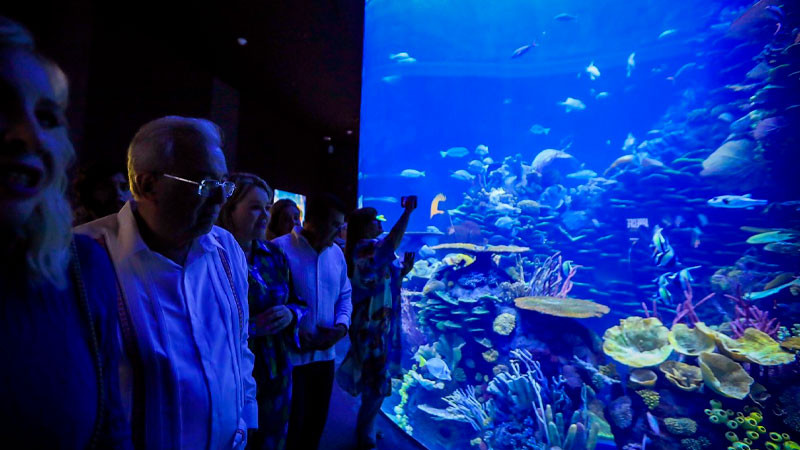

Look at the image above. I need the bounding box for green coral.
[706,400,797,450]
[664,417,698,436]
[681,437,711,450]
[492,312,516,336]
[777,324,800,341]
[636,389,660,410]
[392,366,416,434]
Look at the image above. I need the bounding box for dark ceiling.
[4,0,365,205]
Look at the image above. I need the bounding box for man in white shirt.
[274,193,352,450]
[75,116,257,449]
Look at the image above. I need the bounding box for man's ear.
[135,173,159,200]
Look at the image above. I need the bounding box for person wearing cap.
[338,197,417,449]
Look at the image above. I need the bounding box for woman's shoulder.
[72,234,119,321]
[255,239,285,256]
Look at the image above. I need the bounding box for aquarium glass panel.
[357,1,800,448]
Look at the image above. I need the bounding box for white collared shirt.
[273,227,352,366]
[75,202,257,449]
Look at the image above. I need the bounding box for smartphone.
[401,196,416,208]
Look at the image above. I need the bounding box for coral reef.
[658,361,703,392]
[515,296,610,319]
[669,323,716,355]
[681,437,711,450]
[664,417,698,436]
[493,313,516,336]
[602,317,673,367]
[698,352,754,400]
[635,389,660,410]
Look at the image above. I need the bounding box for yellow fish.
[430,193,447,219]
[443,253,476,268]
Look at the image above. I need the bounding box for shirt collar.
[117,200,223,260]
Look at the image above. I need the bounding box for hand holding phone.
[401,195,418,211]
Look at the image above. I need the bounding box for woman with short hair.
[218,172,307,450]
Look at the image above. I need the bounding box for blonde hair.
[1,17,74,288]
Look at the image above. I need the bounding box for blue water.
[357,0,800,448]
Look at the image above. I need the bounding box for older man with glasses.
[75,116,257,449]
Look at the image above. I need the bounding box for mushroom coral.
[698,352,754,399]
[602,317,673,368]
[515,296,610,318]
[716,328,796,366]
[659,361,703,392]
[669,323,716,356]
[629,369,658,388]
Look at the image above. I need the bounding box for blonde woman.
[0,17,129,448]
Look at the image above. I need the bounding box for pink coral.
[725,286,780,338]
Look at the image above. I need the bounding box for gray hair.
[2,17,74,289]
[127,116,223,199]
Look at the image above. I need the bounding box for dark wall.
[3,0,363,208]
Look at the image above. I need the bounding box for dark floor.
[320,337,427,450]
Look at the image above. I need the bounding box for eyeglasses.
[162,173,236,199]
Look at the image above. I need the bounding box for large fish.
[585,61,601,80]
[451,170,476,182]
[707,194,767,209]
[440,147,470,158]
[401,169,426,178]
[558,97,586,112]
[511,42,537,58]
[420,356,452,381]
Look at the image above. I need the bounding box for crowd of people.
[0,17,416,450]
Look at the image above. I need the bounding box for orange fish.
[430,193,447,219]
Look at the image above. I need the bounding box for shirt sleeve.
[281,249,308,350]
[232,243,258,429]
[334,253,353,329]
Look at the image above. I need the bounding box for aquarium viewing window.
[357,1,800,449]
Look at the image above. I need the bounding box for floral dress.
[337,237,403,397]
[246,240,307,450]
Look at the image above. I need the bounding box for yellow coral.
[717,328,796,366]
[659,361,703,392]
[636,389,660,410]
[698,352,754,399]
[669,323,716,356]
[781,337,800,352]
[515,296,610,319]
[602,317,673,368]
[482,349,499,363]
[492,313,516,336]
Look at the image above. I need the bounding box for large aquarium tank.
[357,0,800,448]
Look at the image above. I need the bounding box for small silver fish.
[626,52,636,78]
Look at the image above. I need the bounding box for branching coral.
[725,286,780,338]
[444,386,495,432]
[510,251,580,299]
[423,347,602,449]
[572,355,620,388]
